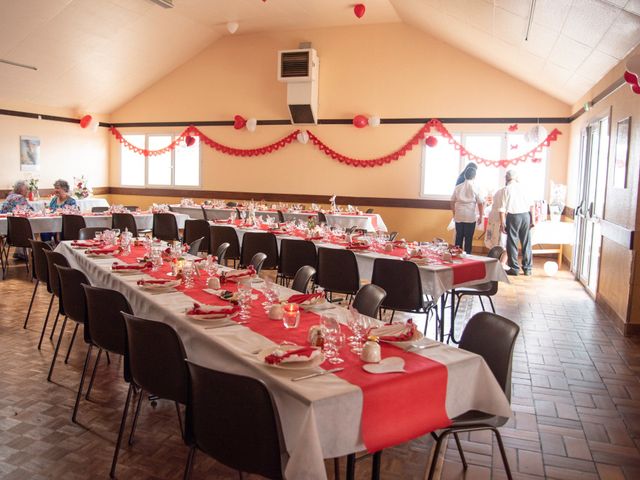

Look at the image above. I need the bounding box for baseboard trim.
[596,292,637,336]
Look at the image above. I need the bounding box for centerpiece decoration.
[73,175,92,199]
[26,175,39,201]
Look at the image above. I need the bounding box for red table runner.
[113,245,451,453]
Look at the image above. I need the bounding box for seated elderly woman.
[0,180,34,214]
[49,179,77,212]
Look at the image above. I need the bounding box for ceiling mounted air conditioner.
[277,48,319,125]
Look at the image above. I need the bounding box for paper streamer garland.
[108,119,561,168]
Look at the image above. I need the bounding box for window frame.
[120,133,202,189]
[419,132,549,201]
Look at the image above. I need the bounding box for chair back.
[277,210,285,223]
[291,265,316,293]
[122,313,188,404]
[184,219,210,252]
[316,247,360,295]
[91,206,109,213]
[83,285,132,359]
[7,217,34,248]
[388,231,398,242]
[56,266,90,340]
[459,312,519,402]
[188,237,205,256]
[365,208,374,214]
[61,214,87,241]
[124,206,139,212]
[201,206,211,221]
[29,240,52,287]
[215,242,231,264]
[226,201,237,207]
[278,239,317,279]
[317,211,327,225]
[210,226,240,262]
[488,245,506,260]
[371,258,424,312]
[240,232,278,270]
[249,252,267,274]
[152,213,179,241]
[78,227,109,240]
[352,284,387,318]
[43,250,70,303]
[112,213,138,237]
[185,361,285,479]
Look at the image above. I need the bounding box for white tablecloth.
[0,212,189,236]
[56,241,512,480]
[28,197,109,213]
[225,225,507,300]
[531,220,575,245]
[171,205,388,232]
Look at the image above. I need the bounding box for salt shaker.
[360,336,381,363]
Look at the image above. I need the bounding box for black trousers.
[506,212,532,272]
[455,222,475,254]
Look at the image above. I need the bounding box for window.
[120,134,200,187]
[421,132,548,201]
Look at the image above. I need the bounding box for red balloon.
[425,136,438,148]
[233,115,246,130]
[354,3,366,18]
[185,135,195,147]
[632,84,640,94]
[80,114,92,128]
[624,70,638,85]
[353,114,368,128]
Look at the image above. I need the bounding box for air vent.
[281,51,310,78]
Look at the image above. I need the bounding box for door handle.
[588,202,594,218]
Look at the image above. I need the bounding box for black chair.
[426,312,519,480]
[291,265,316,293]
[152,213,180,241]
[365,208,374,214]
[453,246,505,317]
[124,205,139,212]
[75,285,132,423]
[112,213,138,237]
[226,201,237,207]
[210,226,240,267]
[183,361,286,480]
[277,239,317,285]
[352,284,387,319]
[277,210,286,223]
[240,232,278,270]
[249,252,267,274]
[91,206,109,213]
[317,211,328,226]
[41,251,69,350]
[184,219,210,253]
[49,266,90,382]
[316,247,360,303]
[25,240,52,330]
[214,242,231,264]
[188,237,205,256]
[2,216,34,279]
[200,205,212,221]
[371,258,437,329]
[61,214,87,241]
[387,231,398,242]
[78,227,109,240]
[112,313,189,478]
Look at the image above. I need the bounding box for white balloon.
[90,117,100,133]
[296,131,309,144]
[246,118,257,132]
[226,21,239,34]
[368,115,381,127]
[543,261,558,276]
[526,125,547,143]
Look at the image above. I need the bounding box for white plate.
[257,345,324,370]
[185,311,239,321]
[111,268,147,275]
[86,253,116,258]
[138,280,181,292]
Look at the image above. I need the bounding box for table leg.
[558,244,563,268]
[448,289,460,345]
[439,294,446,342]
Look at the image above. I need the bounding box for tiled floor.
[1,258,640,479]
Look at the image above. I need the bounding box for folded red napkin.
[71,240,101,247]
[264,346,319,365]
[137,279,174,285]
[86,246,120,255]
[223,266,256,282]
[305,235,324,241]
[186,303,240,318]
[370,320,417,342]
[346,243,370,250]
[287,292,325,305]
[112,262,152,271]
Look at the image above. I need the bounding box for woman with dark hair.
[455,162,477,186]
[451,167,484,254]
[48,179,77,212]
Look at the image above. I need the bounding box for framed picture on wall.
[19,136,40,172]
[613,117,630,189]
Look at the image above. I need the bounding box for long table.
[28,197,109,213]
[170,205,388,232]
[0,212,189,236]
[57,241,512,480]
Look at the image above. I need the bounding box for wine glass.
[238,279,253,320]
[350,314,371,354]
[326,332,345,364]
[182,260,195,288]
[205,255,217,277]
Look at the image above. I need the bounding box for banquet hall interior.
[2,0,640,479]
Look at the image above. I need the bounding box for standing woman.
[455,162,477,186]
[40,179,77,243]
[451,167,484,254]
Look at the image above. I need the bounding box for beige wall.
[0,104,109,193]
[109,23,570,241]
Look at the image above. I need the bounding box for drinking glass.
[282,303,300,329]
[230,211,237,221]
[151,245,163,271]
[238,278,253,320]
[204,255,217,277]
[261,277,278,311]
[182,260,195,288]
[325,332,345,364]
[350,314,371,354]
[94,231,103,242]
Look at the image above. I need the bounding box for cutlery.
[291,368,343,382]
[204,321,249,330]
[407,343,442,352]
